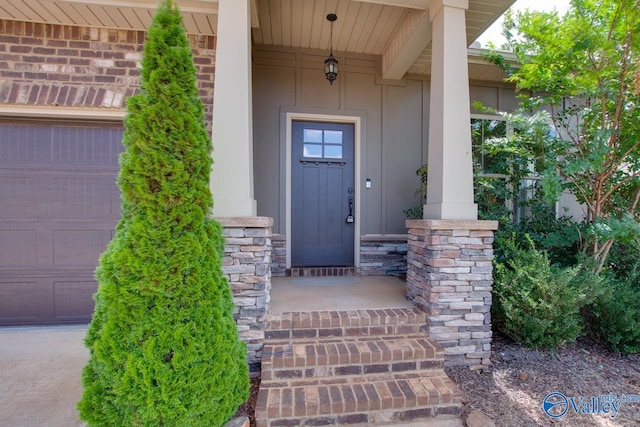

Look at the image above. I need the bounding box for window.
[471,117,507,174]
[471,116,554,222]
[303,128,343,160]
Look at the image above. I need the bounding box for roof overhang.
[1,0,516,80]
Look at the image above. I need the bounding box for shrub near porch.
[78,2,248,426]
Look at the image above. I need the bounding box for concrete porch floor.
[269,275,414,312]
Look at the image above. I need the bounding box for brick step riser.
[262,359,444,382]
[267,309,427,332]
[256,374,462,427]
[262,335,442,372]
[258,406,461,427]
[262,334,446,382]
[265,324,427,341]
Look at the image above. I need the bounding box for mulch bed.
[235,377,260,427]
[447,333,640,426]
[236,333,640,426]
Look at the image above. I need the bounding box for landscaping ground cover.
[448,333,640,426]
[238,333,640,426]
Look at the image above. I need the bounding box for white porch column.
[423,0,477,220]
[210,0,257,216]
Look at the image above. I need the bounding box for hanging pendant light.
[324,13,339,85]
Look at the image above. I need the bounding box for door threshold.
[287,266,358,277]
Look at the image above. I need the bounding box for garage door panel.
[53,279,96,321]
[0,125,51,163]
[0,229,38,267]
[51,176,119,217]
[1,172,120,219]
[0,121,123,325]
[0,222,115,269]
[53,229,108,267]
[0,176,38,215]
[0,279,53,322]
[1,124,122,166]
[51,126,122,165]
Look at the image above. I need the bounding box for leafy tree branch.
[484,0,640,271]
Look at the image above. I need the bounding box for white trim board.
[0,105,125,121]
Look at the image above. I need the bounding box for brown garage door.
[0,120,123,325]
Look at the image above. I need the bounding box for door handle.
[346,194,354,223]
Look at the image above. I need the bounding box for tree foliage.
[77,1,249,425]
[487,0,640,271]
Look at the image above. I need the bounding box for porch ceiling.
[251,0,515,79]
[1,0,515,80]
[252,0,513,54]
[0,0,222,35]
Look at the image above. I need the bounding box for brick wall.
[0,20,215,125]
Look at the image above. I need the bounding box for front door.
[291,121,355,267]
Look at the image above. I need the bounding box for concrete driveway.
[0,326,88,427]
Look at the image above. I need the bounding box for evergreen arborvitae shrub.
[77,1,249,425]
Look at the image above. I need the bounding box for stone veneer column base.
[216,216,273,376]
[271,234,286,277]
[360,235,408,277]
[406,219,498,368]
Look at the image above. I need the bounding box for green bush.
[475,176,511,222]
[585,239,640,353]
[403,204,423,220]
[587,274,640,354]
[606,240,640,284]
[77,2,249,426]
[493,235,597,349]
[478,175,581,267]
[403,165,427,219]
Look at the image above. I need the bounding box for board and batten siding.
[252,45,522,236]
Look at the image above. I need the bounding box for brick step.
[265,308,427,341]
[262,334,444,381]
[255,371,462,427]
[256,309,463,426]
[288,266,358,277]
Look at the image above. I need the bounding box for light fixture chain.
[330,17,334,54]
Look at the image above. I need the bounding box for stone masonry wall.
[406,220,498,368]
[0,19,215,125]
[270,234,408,277]
[218,217,273,376]
[271,234,286,277]
[360,235,408,277]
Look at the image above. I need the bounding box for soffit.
[2,0,515,79]
[251,0,514,55]
[0,0,220,35]
[253,0,515,79]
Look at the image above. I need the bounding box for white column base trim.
[423,202,478,220]
[213,198,257,217]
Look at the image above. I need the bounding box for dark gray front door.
[292,121,355,267]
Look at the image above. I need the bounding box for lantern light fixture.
[324,13,338,85]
